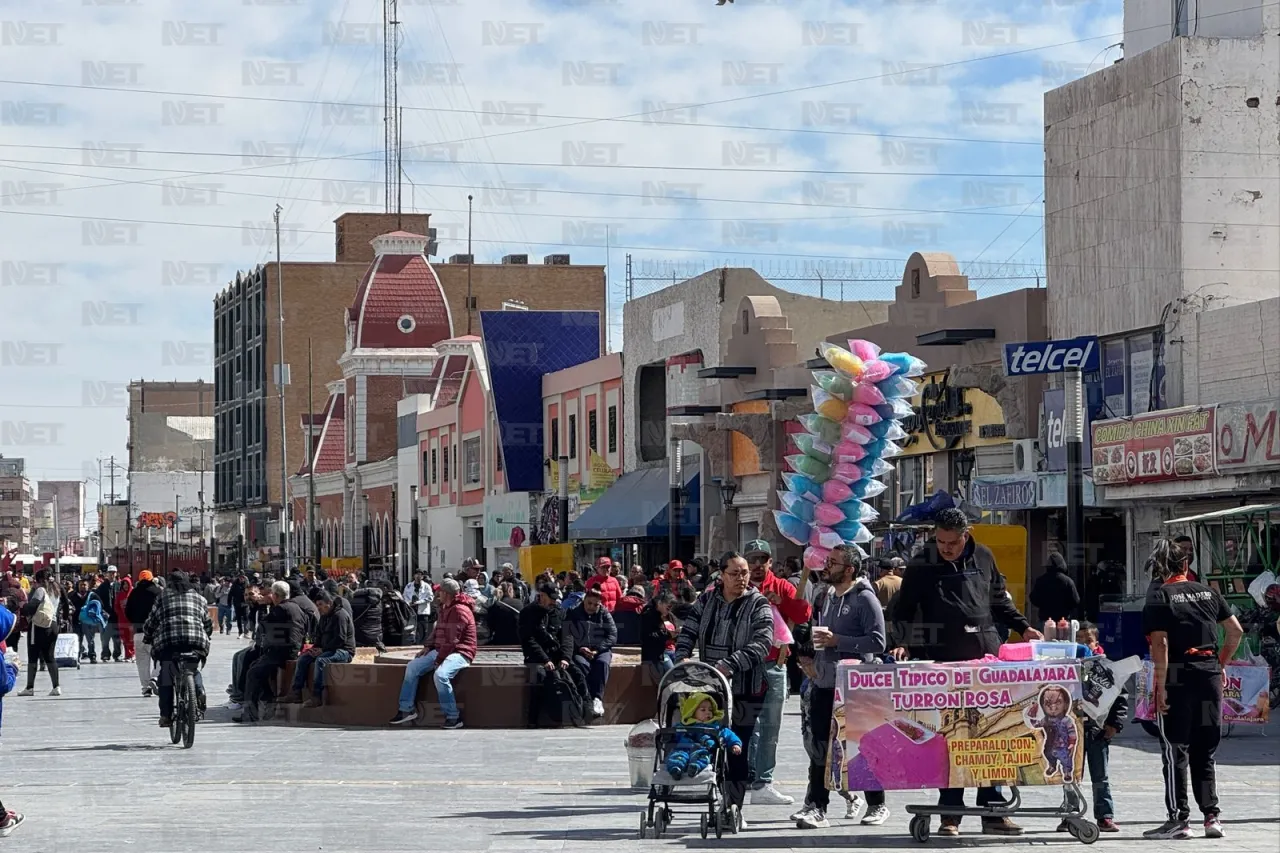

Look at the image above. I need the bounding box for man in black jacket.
[285,590,356,708]
[519,584,587,727]
[236,581,306,723]
[891,509,1041,837]
[287,579,320,644]
[124,571,162,697]
[1030,551,1080,623]
[564,588,617,718]
[95,567,123,662]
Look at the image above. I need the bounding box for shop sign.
[901,375,973,452]
[1036,472,1103,508]
[1215,400,1280,472]
[970,475,1037,510]
[1091,407,1217,486]
[483,491,530,549]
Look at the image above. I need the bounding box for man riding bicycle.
[142,571,213,728]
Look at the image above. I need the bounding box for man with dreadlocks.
[1141,538,1243,840]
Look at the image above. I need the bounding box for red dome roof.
[347,232,453,349]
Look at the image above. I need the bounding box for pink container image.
[853,718,951,790]
[998,643,1035,662]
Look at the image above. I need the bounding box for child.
[0,601,26,836]
[1024,685,1079,783]
[665,692,742,779]
[1063,622,1124,833]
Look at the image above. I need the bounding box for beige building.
[0,457,33,551]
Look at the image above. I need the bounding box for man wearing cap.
[584,557,623,613]
[125,570,163,697]
[95,566,124,663]
[390,577,475,728]
[743,538,812,807]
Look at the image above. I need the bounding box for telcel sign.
[1003,336,1099,376]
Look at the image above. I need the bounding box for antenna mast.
[383,0,401,216]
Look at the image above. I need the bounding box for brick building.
[0,457,33,552]
[217,212,605,556]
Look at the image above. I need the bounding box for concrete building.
[218,212,606,555]
[126,380,214,546]
[0,458,33,551]
[36,481,86,554]
[1045,0,1280,590]
[620,268,890,562]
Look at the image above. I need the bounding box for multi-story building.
[0,457,33,552]
[36,481,86,554]
[220,212,606,556]
[1044,0,1280,589]
[126,380,214,545]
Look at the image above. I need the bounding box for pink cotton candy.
[803,546,830,569]
[821,479,853,503]
[846,403,882,426]
[809,526,845,550]
[831,440,867,463]
[860,359,896,383]
[841,421,875,444]
[813,502,847,526]
[848,339,881,361]
[851,383,887,406]
[829,461,863,485]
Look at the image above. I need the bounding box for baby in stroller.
[664,692,742,779]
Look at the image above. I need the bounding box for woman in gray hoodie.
[795,545,887,830]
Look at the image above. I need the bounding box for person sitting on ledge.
[284,590,355,708]
[564,587,617,719]
[390,577,475,729]
[235,581,305,724]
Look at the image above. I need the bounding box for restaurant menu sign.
[1091,407,1217,486]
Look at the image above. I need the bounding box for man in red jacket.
[390,578,475,729]
[583,557,623,612]
[743,539,811,806]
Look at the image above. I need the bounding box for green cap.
[743,539,772,557]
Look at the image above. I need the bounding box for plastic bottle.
[1069,619,1080,643]
[1056,617,1070,639]
[1043,619,1057,642]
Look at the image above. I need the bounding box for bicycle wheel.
[168,679,182,745]
[182,670,197,749]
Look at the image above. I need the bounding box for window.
[911,268,921,298]
[568,414,577,459]
[588,410,598,453]
[607,405,618,454]
[495,437,503,471]
[422,450,430,487]
[741,309,749,334]
[550,417,560,459]
[1100,331,1162,418]
[463,437,482,486]
[442,440,450,483]
[431,448,438,484]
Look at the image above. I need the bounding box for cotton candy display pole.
[774,338,927,568]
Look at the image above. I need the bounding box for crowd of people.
[0,518,1251,840]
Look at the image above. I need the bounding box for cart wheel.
[910,815,931,843]
[1068,820,1100,845]
[638,810,648,840]
[714,811,723,839]
[729,804,740,835]
[654,810,666,838]
[700,814,709,839]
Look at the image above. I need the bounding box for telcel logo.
[1003,337,1099,376]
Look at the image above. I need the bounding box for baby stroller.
[638,660,736,840]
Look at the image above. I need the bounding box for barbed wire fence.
[623,255,1045,303]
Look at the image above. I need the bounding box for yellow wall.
[518,543,574,582]
[899,370,1010,458]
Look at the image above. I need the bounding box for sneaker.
[789,804,814,823]
[0,811,24,838]
[1203,818,1224,839]
[443,717,464,730]
[1098,818,1120,833]
[938,820,960,837]
[158,716,171,728]
[389,710,417,725]
[281,690,304,705]
[797,808,829,830]
[148,678,158,693]
[48,687,61,697]
[225,702,242,712]
[591,698,604,717]
[844,793,863,820]
[861,804,890,826]
[750,784,794,806]
[1143,819,1191,840]
[302,696,323,709]
[15,688,32,697]
[736,813,748,831]
[982,817,1023,836]
[142,687,152,698]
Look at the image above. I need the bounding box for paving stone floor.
[2,633,1276,852]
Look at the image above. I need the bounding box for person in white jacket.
[403,572,434,644]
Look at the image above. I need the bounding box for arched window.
[741,309,749,334]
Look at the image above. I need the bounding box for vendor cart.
[834,657,1106,845]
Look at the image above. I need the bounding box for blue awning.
[570,467,700,541]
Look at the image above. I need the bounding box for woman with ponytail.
[1140,538,1244,840]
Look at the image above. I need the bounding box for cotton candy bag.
[787,454,831,482]
[798,413,844,445]
[773,511,812,547]
[813,370,855,401]
[880,351,927,377]
[792,433,833,465]
[819,341,865,380]
[781,472,823,503]
[847,339,881,361]
[778,491,816,523]
[812,388,849,422]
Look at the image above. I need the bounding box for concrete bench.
[270,646,659,728]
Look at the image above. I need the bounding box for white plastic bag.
[1248,571,1277,607]
[1079,655,1143,724]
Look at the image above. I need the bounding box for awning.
[570,467,700,541]
[1163,504,1280,525]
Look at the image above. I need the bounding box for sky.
[0,0,1126,510]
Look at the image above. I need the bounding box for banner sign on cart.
[1135,658,1270,725]
[835,661,1085,791]
[1091,407,1217,486]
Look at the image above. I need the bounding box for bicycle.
[169,653,203,749]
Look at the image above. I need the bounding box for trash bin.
[626,719,658,791]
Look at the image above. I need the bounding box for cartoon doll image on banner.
[1022,684,1079,783]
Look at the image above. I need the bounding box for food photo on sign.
[1090,407,1217,486]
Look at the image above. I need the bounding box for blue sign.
[970,476,1038,510]
[1003,336,1100,376]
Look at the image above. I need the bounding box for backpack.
[80,601,105,629]
[32,590,57,629]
